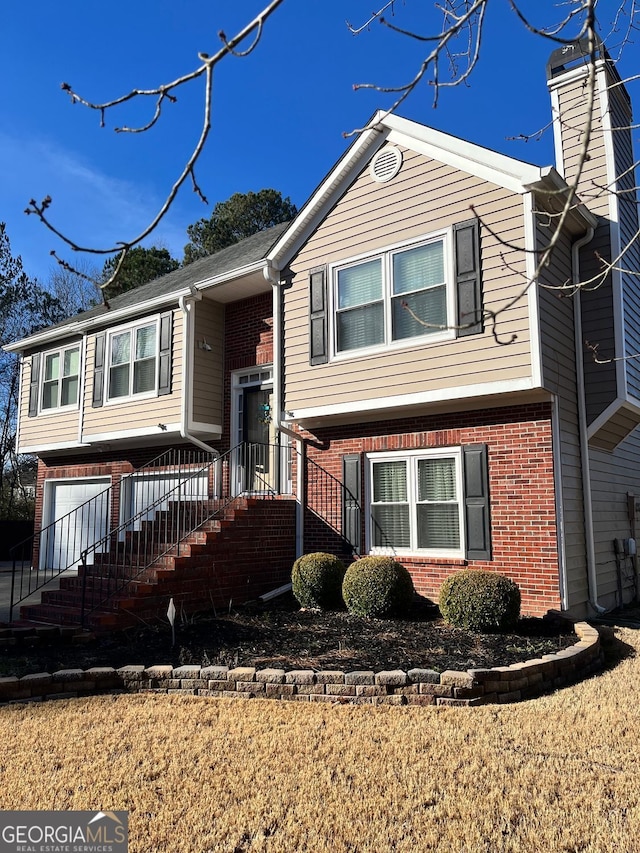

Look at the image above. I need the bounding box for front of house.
[6,40,640,627]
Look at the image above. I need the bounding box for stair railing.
[7,446,213,624]
[79,441,285,626]
[8,483,114,624]
[298,451,363,559]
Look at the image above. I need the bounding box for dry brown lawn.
[0,629,639,853]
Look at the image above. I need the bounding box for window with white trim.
[41,345,80,410]
[334,235,450,354]
[368,449,464,556]
[107,320,158,401]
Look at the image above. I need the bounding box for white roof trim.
[383,114,545,193]
[193,259,269,291]
[268,113,390,267]
[285,376,540,423]
[4,288,192,353]
[268,109,578,269]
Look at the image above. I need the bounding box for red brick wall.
[299,402,561,617]
[220,294,273,448]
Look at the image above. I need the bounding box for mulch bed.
[1,593,577,678]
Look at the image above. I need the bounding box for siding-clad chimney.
[547,39,640,449]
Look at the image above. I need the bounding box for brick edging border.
[0,622,603,707]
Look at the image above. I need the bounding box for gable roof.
[5,221,289,352]
[268,110,595,270]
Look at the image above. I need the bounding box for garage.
[42,478,111,571]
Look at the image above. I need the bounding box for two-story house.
[6,39,640,628]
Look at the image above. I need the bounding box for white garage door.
[44,478,111,571]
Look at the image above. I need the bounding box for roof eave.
[268,110,389,269]
[524,166,598,230]
[268,110,559,271]
[194,259,270,291]
[3,286,195,354]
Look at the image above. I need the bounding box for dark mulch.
[1,593,577,678]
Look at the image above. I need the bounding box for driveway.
[0,561,74,624]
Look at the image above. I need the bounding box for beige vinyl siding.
[580,226,616,423]
[284,147,532,413]
[17,351,81,450]
[537,220,588,609]
[589,427,640,607]
[612,84,640,400]
[557,74,619,424]
[589,407,640,451]
[82,309,183,439]
[556,85,609,214]
[192,299,224,426]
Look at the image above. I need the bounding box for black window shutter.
[92,332,106,408]
[158,312,173,396]
[342,453,362,554]
[462,444,492,560]
[454,218,483,336]
[28,352,41,417]
[309,266,328,365]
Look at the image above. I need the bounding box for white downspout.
[265,263,304,558]
[178,293,221,492]
[77,333,88,445]
[573,226,606,614]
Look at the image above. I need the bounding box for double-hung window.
[368,449,464,557]
[108,321,157,401]
[334,236,449,354]
[41,345,80,410]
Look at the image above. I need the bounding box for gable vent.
[369,146,403,183]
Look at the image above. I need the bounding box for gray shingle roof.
[34,221,291,337]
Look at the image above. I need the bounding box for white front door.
[43,478,111,570]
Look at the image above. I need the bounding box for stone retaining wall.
[0,622,603,707]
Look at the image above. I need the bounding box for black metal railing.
[8,482,113,623]
[10,437,367,626]
[301,452,362,559]
[7,446,214,623]
[78,441,286,625]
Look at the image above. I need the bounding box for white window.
[107,321,158,401]
[368,449,464,557]
[334,235,451,355]
[41,345,80,410]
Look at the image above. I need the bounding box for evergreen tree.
[183,189,296,265]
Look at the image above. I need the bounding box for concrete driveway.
[0,562,74,624]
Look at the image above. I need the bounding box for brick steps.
[20,497,296,631]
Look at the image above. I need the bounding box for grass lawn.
[0,628,638,852]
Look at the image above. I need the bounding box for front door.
[240,385,277,492]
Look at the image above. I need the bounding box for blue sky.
[1,1,638,283]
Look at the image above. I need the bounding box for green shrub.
[291,552,346,610]
[438,570,521,632]
[342,556,414,618]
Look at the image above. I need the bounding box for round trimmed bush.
[291,552,346,610]
[342,556,415,618]
[439,570,521,632]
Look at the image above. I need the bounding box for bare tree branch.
[25,0,286,299]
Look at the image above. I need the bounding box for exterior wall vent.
[369,146,403,183]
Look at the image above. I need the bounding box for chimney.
[547,38,640,449]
